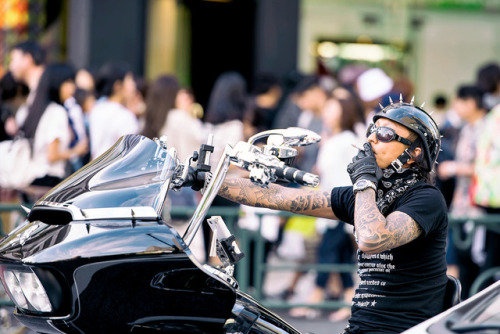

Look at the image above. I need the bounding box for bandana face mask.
[376,166,422,214]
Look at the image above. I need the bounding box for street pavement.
[1,315,346,334]
[274,310,348,334]
[1,313,346,334]
[1,310,346,334]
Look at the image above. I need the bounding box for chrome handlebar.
[181,127,321,246]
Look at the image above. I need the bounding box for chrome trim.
[172,235,238,290]
[32,202,159,221]
[248,127,321,146]
[153,177,173,217]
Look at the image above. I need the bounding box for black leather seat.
[443,274,462,311]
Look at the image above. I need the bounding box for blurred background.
[1,0,500,109]
[2,1,500,332]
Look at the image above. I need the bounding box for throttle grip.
[275,166,320,187]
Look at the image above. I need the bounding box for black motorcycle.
[0,128,320,333]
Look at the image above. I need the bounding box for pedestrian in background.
[89,61,139,159]
[204,71,248,169]
[289,94,360,321]
[18,63,88,195]
[471,62,500,292]
[476,62,500,111]
[244,73,283,138]
[438,85,488,298]
[0,72,28,142]
[9,41,46,134]
[353,68,393,138]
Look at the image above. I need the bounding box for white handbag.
[0,138,38,189]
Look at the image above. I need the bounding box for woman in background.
[204,71,249,168]
[289,94,361,321]
[17,63,88,198]
[141,74,206,260]
[141,75,179,140]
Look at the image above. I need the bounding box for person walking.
[88,61,139,160]
[8,41,45,133]
[289,95,360,321]
[14,63,88,201]
[437,85,488,297]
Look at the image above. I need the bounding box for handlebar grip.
[275,166,320,187]
[182,166,206,191]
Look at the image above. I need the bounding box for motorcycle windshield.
[34,135,175,221]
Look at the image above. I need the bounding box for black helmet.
[373,101,441,171]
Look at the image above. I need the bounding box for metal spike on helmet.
[372,96,441,172]
[379,103,385,112]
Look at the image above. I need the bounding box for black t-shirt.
[331,181,448,333]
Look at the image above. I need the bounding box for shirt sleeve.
[40,104,70,144]
[331,186,355,225]
[331,183,447,234]
[394,184,448,235]
[121,112,140,135]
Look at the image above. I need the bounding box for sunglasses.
[366,123,412,146]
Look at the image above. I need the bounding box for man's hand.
[347,142,383,185]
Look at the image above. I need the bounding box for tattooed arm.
[354,189,423,254]
[218,178,338,219]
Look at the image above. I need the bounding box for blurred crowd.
[1,40,500,322]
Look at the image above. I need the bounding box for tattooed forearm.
[218,178,336,219]
[219,178,287,210]
[354,189,422,254]
[218,179,253,206]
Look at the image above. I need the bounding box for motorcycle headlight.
[1,267,53,313]
[3,271,29,309]
[17,271,52,312]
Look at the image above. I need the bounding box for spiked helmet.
[373,98,441,171]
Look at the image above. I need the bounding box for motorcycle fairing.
[0,132,308,333]
[67,257,236,334]
[29,135,174,223]
[0,220,238,333]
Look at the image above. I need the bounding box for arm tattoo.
[354,190,423,254]
[219,178,335,218]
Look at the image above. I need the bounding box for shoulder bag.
[0,138,38,189]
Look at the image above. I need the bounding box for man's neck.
[26,66,44,91]
[108,94,124,105]
[466,110,486,124]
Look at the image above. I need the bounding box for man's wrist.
[353,179,377,195]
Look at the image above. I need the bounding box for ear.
[407,147,422,165]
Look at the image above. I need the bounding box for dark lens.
[366,124,375,138]
[377,127,396,142]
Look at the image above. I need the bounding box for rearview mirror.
[248,127,321,147]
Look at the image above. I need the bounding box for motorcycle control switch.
[207,216,245,266]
